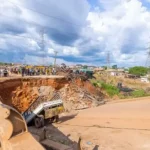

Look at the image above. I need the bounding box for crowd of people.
[0,64,94,80]
[0,66,23,77]
[0,65,56,77]
[21,66,54,77]
[0,67,9,77]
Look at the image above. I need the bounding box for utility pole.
[145,46,150,75]
[145,40,150,66]
[54,51,58,68]
[107,51,110,69]
[145,39,150,76]
[146,49,150,67]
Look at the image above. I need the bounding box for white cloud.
[48,48,54,54]
[0,0,150,66]
[85,0,150,66]
[63,47,79,55]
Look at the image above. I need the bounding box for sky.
[0,0,150,67]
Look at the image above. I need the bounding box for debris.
[0,76,105,113]
[60,80,105,111]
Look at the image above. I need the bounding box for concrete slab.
[41,139,73,150]
[0,75,65,82]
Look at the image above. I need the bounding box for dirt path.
[55,98,150,150]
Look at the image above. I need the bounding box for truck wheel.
[34,117,45,128]
[54,115,59,123]
[34,118,41,128]
[49,116,55,123]
[40,117,45,127]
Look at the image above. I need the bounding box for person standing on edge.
[22,66,25,77]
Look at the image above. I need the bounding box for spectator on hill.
[3,67,8,77]
[22,66,25,77]
[52,67,56,75]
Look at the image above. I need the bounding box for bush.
[101,83,119,97]
[131,89,146,97]
[91,80,102,88]
[91,79,150,99]
[129,66,149,76]
[91,80,119,97]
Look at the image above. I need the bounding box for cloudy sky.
[0,0,150,67]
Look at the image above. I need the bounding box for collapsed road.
[1,75,150,149]
[0,75,105,149]
[55,97,150,150]
[0,75,105,113]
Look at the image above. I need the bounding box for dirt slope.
[0,77,105,113]
[0,77,67,112]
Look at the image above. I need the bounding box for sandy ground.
[54,98,150,150]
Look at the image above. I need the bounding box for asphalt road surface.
[56,98,150,150]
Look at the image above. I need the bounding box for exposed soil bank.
[0,77,67,112]
[0,77,105,113]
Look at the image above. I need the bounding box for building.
[106,69,125,76]
[141,77,150,83]
[87,66,96,70]
[76,64,83,68]
[94,67,105,74]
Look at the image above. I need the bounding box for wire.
[7,0,84,27]
[0,33,40,41]
[0,2,147,65]
[0,16,92,50]
[3,3,143,45]
[0,14,83,39]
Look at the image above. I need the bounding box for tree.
[83,65,88,69]
[129,66,149,76]
[112,65,117,69]
[102,66,107,70]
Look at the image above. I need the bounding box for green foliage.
[91,79,119,97]
[83,65,88,69]
[112,65,117,69]
[119,89,150,99]
[131,89,146,97]
[0,62,5,66]
[0,62,13,66]
[91,80,102,88]
[101,83,120,97]
[102,66,107,70]
[129,66,149,76]
[91,78,150,99]
[124,68,129,72]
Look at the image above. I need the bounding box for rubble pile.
[54,64,105,110]
[0,77,105,113]
[60,80,105,111]
[0,78,64,112]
